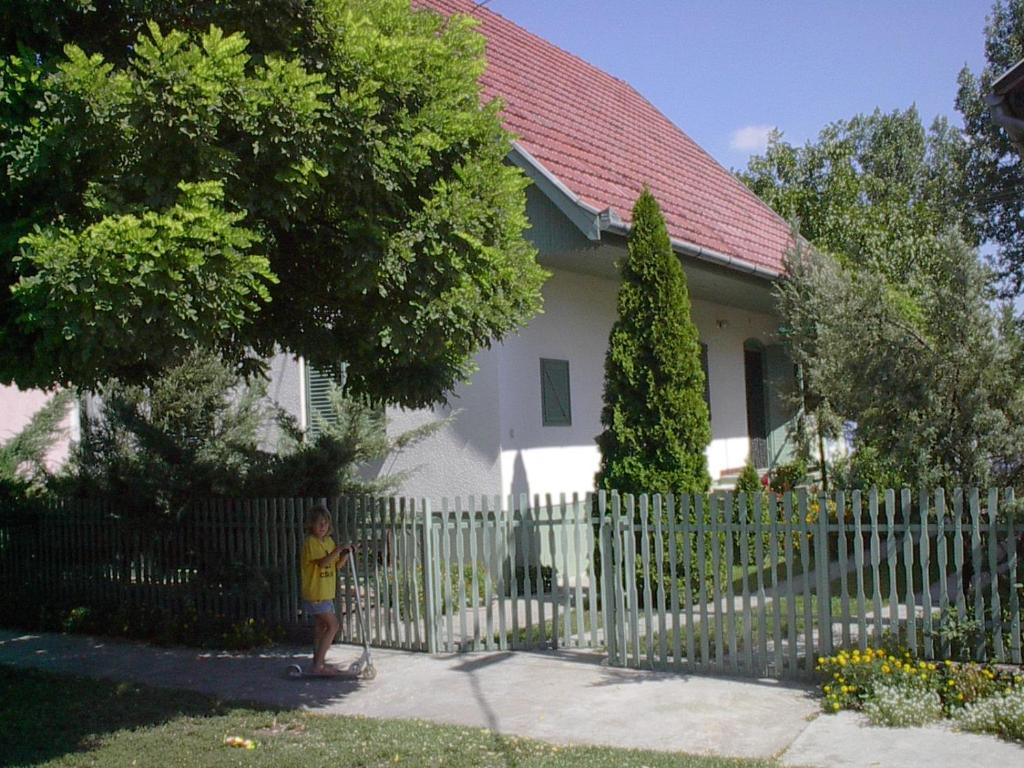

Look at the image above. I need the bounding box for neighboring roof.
[993,57,1024,97]
[414,0,793,276]
[989,57,1024,153]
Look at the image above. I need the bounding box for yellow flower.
[832,703,841,711]
[882,665,891,674]
[818,656,826,665]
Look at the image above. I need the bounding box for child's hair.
[304,504,333,536]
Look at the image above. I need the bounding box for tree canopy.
[739,107,975,285]
[595,189,710,495]
[0,0,546,407]
[956,0,1024,295]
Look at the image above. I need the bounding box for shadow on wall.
[510,449,530,500]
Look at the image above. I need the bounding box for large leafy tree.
[0,0,545,407]
[956,0,1024,295]
[595,189,710,495]
[739,107,976,285]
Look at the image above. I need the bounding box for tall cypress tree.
[595,189,711,495]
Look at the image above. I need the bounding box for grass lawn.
[0,665,780,768]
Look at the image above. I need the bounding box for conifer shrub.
[595,188,710,496]
[595,189,712,599]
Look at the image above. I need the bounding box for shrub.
[0,390,73,504]
[864,684,943,727]
[57,350,441,520]
[768,458,806,494]
[816,644,1024,736]
[733,463,772,572]
[735,462,762,498]
[955,685,1024,743]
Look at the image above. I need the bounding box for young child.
[300,505,352,675]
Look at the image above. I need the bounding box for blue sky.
[481,0,995,171]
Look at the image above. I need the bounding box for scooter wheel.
[287,664,304,678]
[361,665,377,680]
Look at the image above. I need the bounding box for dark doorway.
[744,344,768,468]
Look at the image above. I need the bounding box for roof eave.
[508,142,603,240]
[510,142,781,280]
[599,219,781,281]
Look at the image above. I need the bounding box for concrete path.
[1,630,1022,767]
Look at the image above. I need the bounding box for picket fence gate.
[1,489,1021,679]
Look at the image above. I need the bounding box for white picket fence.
[2,489,1021,680]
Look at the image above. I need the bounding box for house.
[987,56,1024,154]
[1,0,802,501]
[279,0,802,501]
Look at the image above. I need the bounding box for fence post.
[596,491,612,662]
[815,489,832,657]
[422,499,438,654]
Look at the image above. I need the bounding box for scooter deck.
[286,664,360,680]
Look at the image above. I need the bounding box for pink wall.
[0,385,75,470]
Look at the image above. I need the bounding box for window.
[304,361,346,440]
[540,358,571,426]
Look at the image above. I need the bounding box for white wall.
[384,344,504,501]
[270,269,783,502]
[486,268,781,501]
[0,385,77,471]
[262,351,305,452]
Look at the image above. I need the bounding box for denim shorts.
[302,599,335,615]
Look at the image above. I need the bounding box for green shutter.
[540,358,571,426]
[305,361,346,440]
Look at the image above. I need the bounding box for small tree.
[595,188,711,495]
[777,234,1024,492]
[61,350,441,518]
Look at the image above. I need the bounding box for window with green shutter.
[540,358,571,426]
[305,361,346,440]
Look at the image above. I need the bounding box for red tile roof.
[414,0,792,275]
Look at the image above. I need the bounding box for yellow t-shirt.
[301,535,337,602]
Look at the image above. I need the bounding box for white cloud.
[729,124,775,154]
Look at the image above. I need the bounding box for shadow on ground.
[0,664,281,767]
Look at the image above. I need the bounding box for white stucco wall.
[487,268,781,501]
[262,351,306,452]
[383,344,504,501]
[0,385,77,471]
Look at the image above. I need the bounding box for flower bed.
[816,646,1024,741]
